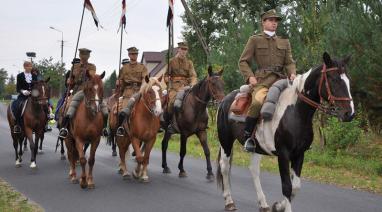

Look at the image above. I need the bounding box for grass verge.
[0,178,43,212]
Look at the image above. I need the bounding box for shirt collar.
[263,30,276,37]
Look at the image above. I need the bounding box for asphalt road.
[0,103,381,212]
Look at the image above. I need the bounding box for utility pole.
[49,26,65,94]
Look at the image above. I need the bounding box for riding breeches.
[66,91,108,118]
[168,80,188,114]
[120,93,140,117]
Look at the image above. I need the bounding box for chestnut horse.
[116,76,163,182]
[65,71,105,189]
[7,78,50,168]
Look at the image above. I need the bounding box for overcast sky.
[0,0,186,77]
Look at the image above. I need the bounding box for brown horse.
[65,71,105,189]
[106,90,120,157]
[7,78,50,168]
[116,76,163,182]
[161,67,225,180]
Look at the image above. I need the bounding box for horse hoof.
[259,207,271,212]
[178,171,187,178]
[80,181,88,189]
[88,183,95,189]
[117,168,123,175]
[224,203,237,211]
[139,176,150,183]
[71,178,79,184]
[15,160,22,168]
[163,167,171,174]
[206,173,215,182]
[60,155,66,160]
[132,170,140,179]
[123,173,131,180]
[30,162,37,169]
[112,151,117,157]
[272,202,284,212]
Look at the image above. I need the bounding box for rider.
[164,41,197,133]
[12,61,37,133]
[238,9,297,152]
[116,47,148,136]
[58,48,109,138]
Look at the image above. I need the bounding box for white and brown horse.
[216,53,354,211]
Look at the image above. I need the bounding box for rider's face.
[79,53,90,62]
[178,48,188,58]
[129,53,138,62]
[24,63,32,72]
[262,18,279,32]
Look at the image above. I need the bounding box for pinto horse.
[7,78,50,168]
[116,76,163,182]
[216,53,355,211]
[65,71,105,189]
[161,67,225,180]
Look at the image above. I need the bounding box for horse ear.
[157,74,163,82]
[343,55,352,65]
[208,65,213,76]
[45,77,50,83]
[145,75,150,83]
[100,71,106,79]
[323,52,333,67]
[218,68,224,76]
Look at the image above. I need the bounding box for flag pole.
[73,3,86,59]
[118,29,123,74]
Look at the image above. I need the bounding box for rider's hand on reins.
[248,76,257,86]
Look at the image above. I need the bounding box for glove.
[21,90,31,96]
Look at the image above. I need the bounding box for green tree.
[0,68,8,97]
[103,70,117,97]
[34,57,66,97]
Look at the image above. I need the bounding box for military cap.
[122,58,130,64]
[78,48,92,54]
[127,47,139,54]
[71,58,81,64]
[178,41,188,49]
[261,9,282,21]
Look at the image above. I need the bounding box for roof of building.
[141,48,178,77]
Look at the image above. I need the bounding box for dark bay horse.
[65,71,105,189]
[7,78,50,168]
[116,76,163,182]
[161,67,225,180]
[216,53,354,211]
[106,91,120,157]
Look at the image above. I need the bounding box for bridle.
[194,76,224,105]
[297,64,352,115]
[31,83,49,105]
[141,84,162,115]
[84,85,103,113]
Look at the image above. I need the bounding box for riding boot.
[13,125,21,134]
[102,116,109,137]
[59,116,70,138]
[243,116,258,153]
[116,112,127,137]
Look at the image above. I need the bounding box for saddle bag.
[230,92,251,115]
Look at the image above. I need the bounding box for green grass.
[0,178,43,212]
[153,119,382,194]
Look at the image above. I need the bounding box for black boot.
[102,116,109,137]
[59,116,70,138]
[243,116,258,152]
[116,112,127,137]
[13,125,21,134]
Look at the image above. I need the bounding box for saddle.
[229,85,252,116]
[10,99,29,120]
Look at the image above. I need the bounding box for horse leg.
[25,128,37,169]
[161,130,172,173]
[249,153,270,212]
[290,154,304,199]
[272,152,293,212]
[75,140,87,189]
[117,137,130,180]
[140,139,155,183]
[112,135,117,157]
[38,133,44,154]
[87,138,100,189]
[60,139,66,160]
[83,142,90,156]
[65,138,78,183]
[196,130,214,181]
[217,146,236,211]
[178,134,188,178]
[13,137,21,167]
[131,137,143,179]
[23,137,28,152]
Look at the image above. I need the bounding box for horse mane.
[140,77,161,93]
[191,77,206,93]
[83,74,104,99]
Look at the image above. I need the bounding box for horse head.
[140,75,163,117]
[206,65,225,103]
[30,77,50,105]
[304,52,354,122]
[83,71,105,114]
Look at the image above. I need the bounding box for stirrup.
[13,125,21,134]
[59,128,68,139]
[116,127,125,137]
[244,138,256,153]
[102,128,109,137]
